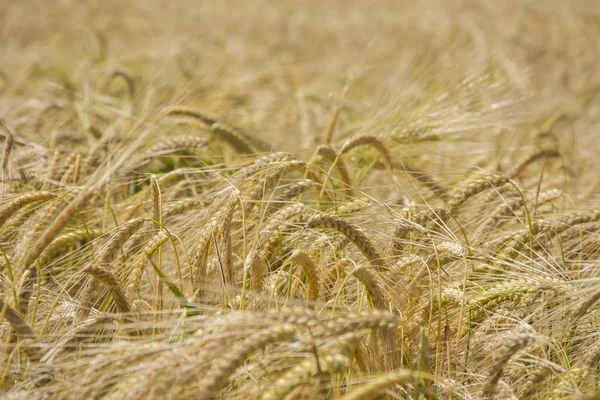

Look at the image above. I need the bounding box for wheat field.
[1,0,600,399]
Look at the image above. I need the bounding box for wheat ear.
[191,189,240,285]
[349,265,388,310]
[340,369,435,400]
[99,69,136,113]
[391,218,428,254]
[128,230,169,290]
[233,152,294,181]
[445,174,509,216]
[468,278,569,320]
[261,339,354,400]
[197,323,296,397]
[42,149,63,190]
[340,133,393,170]
[1,133,13,193]
[317,144,353,193]
[164,106,217,125]
[16,189,82,273]
[83,266,131,314]
[43,315,114,362]
[321,309,402,337]
[324,88,346,144]
[244,203,305,290]
[483,330,536,396]
[475,188,563,243]
[244,159,306,214]
[0,298,34,338]
[161,198,205,219]
[37,228,104,268]
[123,200,203,259]
[306,213,387,269]
[499,209,600,260]
[122,168,198,221]
[0,192,56,229]
[268,179,314,212]
[289,251,319,301]
[407,174,508,230]
[165,107,255,153]
[571,287,600,322]
[393,161,448,199]
[98,218,146,266]
[128,135,208,172]
[165,106,269,152]
[60,153,82,185]
[57,152,78,182]
[508,148,560,178]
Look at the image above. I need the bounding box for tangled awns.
[1,0,600,399]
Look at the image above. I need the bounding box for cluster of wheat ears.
[1,0,600,399]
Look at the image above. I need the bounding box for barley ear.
[0,298,34,339]
[483,330,536,396]
[197,323,296,396]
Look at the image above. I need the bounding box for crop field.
[1,0,600,398]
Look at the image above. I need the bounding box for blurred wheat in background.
[1,0,600,398]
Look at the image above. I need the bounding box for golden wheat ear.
[0,192,57,229]
[244,203,305,291]
[289,251,319,301]
[197,323,296,397]
[126,135,208,174]
[306,212,388,269]
[97,69,136,114]
[340,369,435,400]
[483,330,537,397]
[164,107,269,153]
[83,266,131,314]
